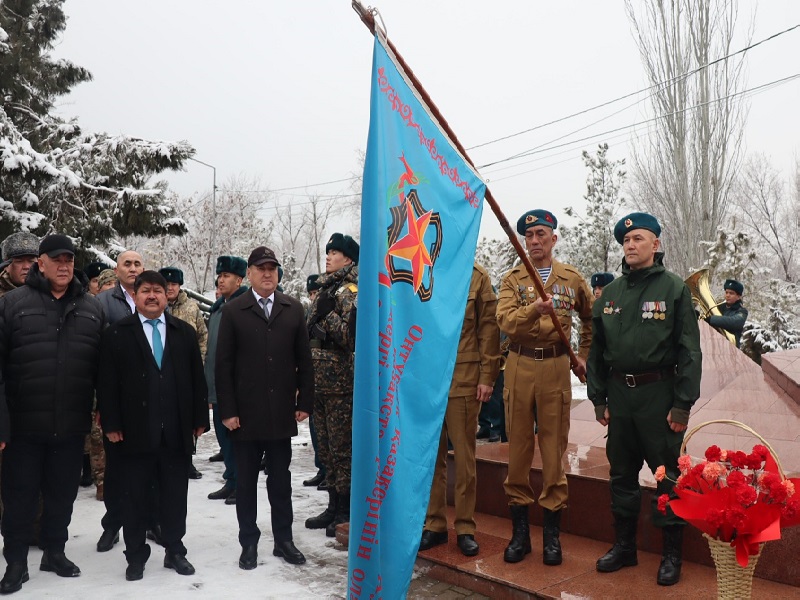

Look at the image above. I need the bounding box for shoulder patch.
[347,283,358,293]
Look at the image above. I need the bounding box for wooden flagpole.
[352,1,585,380]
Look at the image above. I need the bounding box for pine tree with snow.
[0,0,193,257]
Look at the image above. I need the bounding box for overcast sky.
[54,0,800,241]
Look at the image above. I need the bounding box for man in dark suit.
[96,271,209,581]
[216,246,314,569]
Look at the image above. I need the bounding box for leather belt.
[309,339,338,350]
[610,367,676,388]
[508,343,567,361]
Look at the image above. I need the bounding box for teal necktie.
[146,318,163,368]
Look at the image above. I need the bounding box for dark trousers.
[478,370,507,441]
[234,438,293,547]
[212,404,237,488]
[101,434,123,532]
[308,414,325,474]
[1,435,84,562]
[121,443,190,564]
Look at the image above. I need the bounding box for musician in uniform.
[705,279,747,348]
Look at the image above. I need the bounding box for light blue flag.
[347,31,486,600]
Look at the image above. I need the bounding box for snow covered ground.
[16,418,354,599]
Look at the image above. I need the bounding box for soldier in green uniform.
[588,212,702,587]
[304,233,358,538]
[705,279,748,348]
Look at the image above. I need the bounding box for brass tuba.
[684,269,736,345]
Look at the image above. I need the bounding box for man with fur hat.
[590,272,615,299]
[305,233,359,537]
[705,279,748,348]
[588,212,702,586]
[497,209,593,567]
[159,268,208,361]
[0,232,39,298]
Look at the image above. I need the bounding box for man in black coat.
[216,246,314,569]
[96,271,209,581]
[0,234,105,595]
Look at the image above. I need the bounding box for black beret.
[307,274,322,292]
[83,261,107,280]
[724,279,744,296]
[591,272,614,289]
[158,267,184,285]
[614,212,661,244]
[516,209,557,235]
[215,255,247,277]
[326,233,360,264]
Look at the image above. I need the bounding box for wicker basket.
[681,420,782,600]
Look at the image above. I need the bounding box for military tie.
[146,318,163,368]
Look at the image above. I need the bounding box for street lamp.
[189,157,218,290]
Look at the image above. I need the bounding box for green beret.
[307,274,322,292]
[614,212,661,244]
[591,272,614,288]
[83,261,108,280]
[159,267,184,285]
[724,279,744,296]
[215,255,247,277]
[326,233,360,264]
[516,209,557,235]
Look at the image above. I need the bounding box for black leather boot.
[305,489,337,529]
[503,505,531,563]
[0,563,29,594]
[542,508,562,565]
[596,515,638,572]
[326,490,350,537]
[657,525,683,586]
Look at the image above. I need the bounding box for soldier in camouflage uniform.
[0,232,39,299]
[304,233,359,538]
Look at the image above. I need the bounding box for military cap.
[325,233,360,264]
[590,272,615,289]
[83,261,107,280]
[97,269,118,290]
[724,279,744,296]
[39,233,75,258]
[159,267,184,285]
[516,209,557,235]
[2,232,39,260]
[307,274,322,292]
[614,212,661,244]
[248,246,281,267]
[215,255,247,277]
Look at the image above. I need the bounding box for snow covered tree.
[559,144,626,277]
[475,236,520,289]
[0,0,193,260]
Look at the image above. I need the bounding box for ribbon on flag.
[347,30,486,599]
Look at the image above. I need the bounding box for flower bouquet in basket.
[656,420,800,597]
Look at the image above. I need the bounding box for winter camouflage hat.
[96,269,118,290]
[2,232,39,260]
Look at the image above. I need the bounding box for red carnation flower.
[728,451,748,469]
[782,497,800,520]
[724,506,747,529]
[726,470,746,487]
[657,494,670,514]
[735,485,757,506]
[705,445,722,462]
[746,452,764,470]
[753,444,769,461]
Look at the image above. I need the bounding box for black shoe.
[0,563,29,594]
[316,480,329,491]
[146,526,164,547]
[207,485,234,500]
[125,563,145,581]
[239,545,257,570]
[488,431,501,443]
[476,426,490,439]
[273,540,305,565]
[224,489,237,505]
[209,451,224,462]
[188,462,202,480]
[40,551,81,577]
[418,530,448,551]
[303,470,325,487]
[164,553,195,576]
[457,534,479,556]
[96,528,120,553]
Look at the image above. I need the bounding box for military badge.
[625,218,632,228]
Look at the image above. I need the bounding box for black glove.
[316,291,336,318]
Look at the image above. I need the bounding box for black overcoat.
[96,312,209,455]
[215,289,314,441]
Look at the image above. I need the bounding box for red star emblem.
[387,201,433,292]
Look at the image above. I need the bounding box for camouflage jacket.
[0,269,19,299]
[168,290,208,360]
[307,265,358,394]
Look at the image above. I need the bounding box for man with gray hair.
[0,232,39,298]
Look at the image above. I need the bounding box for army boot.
[657,525,683,586]
[326,490,350,538]
[305,489,337,529]
[542,508,563,566]
[596,515,638,572]
[503,505,531,563]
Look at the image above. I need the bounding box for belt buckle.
[534,347,544,361]
[625,374,637,388]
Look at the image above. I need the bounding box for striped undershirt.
[537,266,552,285]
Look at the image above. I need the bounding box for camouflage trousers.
[314,392,353,495]
[89,412,106,486]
